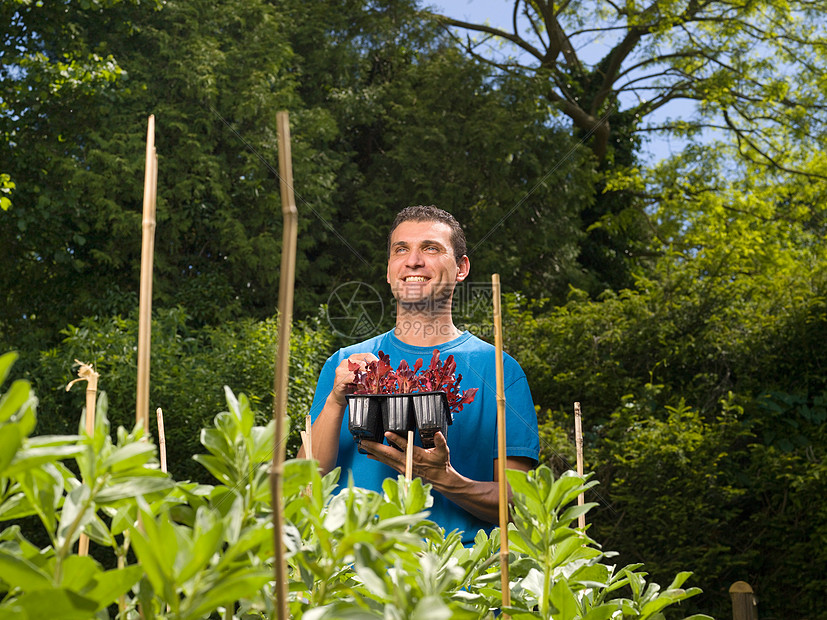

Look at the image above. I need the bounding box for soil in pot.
[381,394,415,450]
[412,391,452,449]
[346,394,384,453]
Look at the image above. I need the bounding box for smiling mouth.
[403,276,428,282]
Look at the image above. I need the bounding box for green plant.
[0,351,168,618]
[1,351,712,618]
[505,466,711,620]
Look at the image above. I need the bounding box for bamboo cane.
[66,360,100,557]
[574,402,586,530]
[136,115,158,434]
[405,430,414,481]
[270,110,298,620]
[492,273,510,616]
[302,414,313,461]
[156,407,167,473]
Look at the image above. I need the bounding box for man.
[300,205,539,543]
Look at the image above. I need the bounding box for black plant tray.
[346,394,383,453]
[381,394,415,451]
[347,392,452,450]
[411,391,452,449]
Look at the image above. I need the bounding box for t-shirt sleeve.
[501,363,540,464]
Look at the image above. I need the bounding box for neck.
[393,304,461,347]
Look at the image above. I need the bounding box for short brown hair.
[387,205,467,259]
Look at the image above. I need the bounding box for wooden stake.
[492,273,510,616]
[156,407,167,473]
[405,430,414,481]
[66,360,99,557]
[136,115,158,434]
[302,414,313,461]
[270,110,298,620]
[574,402,586,530]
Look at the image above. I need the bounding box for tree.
[428,0,827,293]
[0,0,344,352]
[281,0,598,308]
[430,0,827,170]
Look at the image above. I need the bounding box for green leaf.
[128,516,173,601]
[581,603,622,620]
[84,512,116,547]
[81,564,143,610]
[58,555,100,589]
[0,380,32,424]
[56,484,92,549]
[0,352,19,387]
[200,428,234,462]
[95,475,174,504]
[0,424,23,473]
[101,441,156,473]
[557,502,599,526]
[177,511,224,584]
[5,445,86,476]
[0,548,53,590]
[192,454,234,486]
[0,491,35,520]
[109,504,137,537]
[5,588,98,619]
[549,579,580,620]
[178,567,271,620]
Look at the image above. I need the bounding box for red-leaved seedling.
[394,358,422,393]
[348,349,477,413]
[348,351,393,394]
[417,350,478,414]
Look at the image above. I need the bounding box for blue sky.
[427,1,696,162]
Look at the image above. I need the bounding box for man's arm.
[360,431,534,524]
[298,352,378,474]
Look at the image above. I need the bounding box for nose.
[405,248,424,267]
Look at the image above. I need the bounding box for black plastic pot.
[346,394,384,453]
[412,391,452,448]
[381,394,415,450]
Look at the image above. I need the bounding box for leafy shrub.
[33,308,332,481]
[0,351,711,619]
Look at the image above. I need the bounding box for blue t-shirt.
[309,329,540,543]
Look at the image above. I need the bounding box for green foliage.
[0,0,344,347]
[0,352,709,618]
[33,309,332,481]
[497,149,827,617]
[0,174,13,212]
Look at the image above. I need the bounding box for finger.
[432,431,450,454]
[384,431,405,450]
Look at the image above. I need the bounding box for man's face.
[386,219,469,309]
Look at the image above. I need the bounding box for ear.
[456,255,470,282]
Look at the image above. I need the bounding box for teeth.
[405,276,427,282]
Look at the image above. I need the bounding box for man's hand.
[299,352,379,473]
[329,352,378,407]
[360,430,454,487]
[359,431,535,525]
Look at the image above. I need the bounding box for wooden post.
[303,414,313,461]
[136,115,158,434]
[574,402,586,530]
[730,581,758,620]
[270,110,298,620]
[66,360,99,556]
[492,273,510,617]
[156,408,167,473]
[405,430,414,481]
